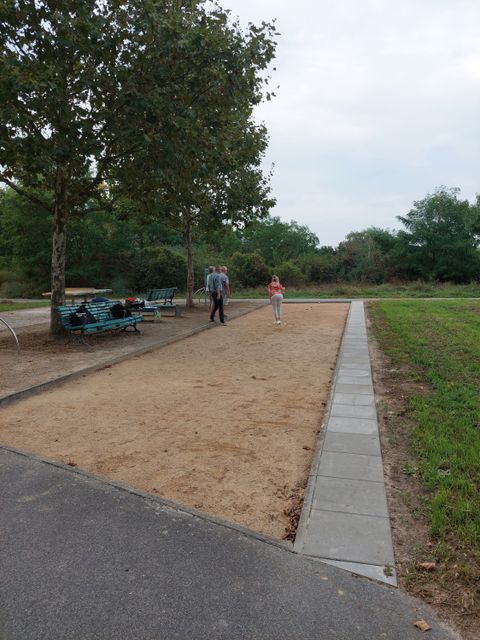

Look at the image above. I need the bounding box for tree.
[396,188,480,282]
[335,227,398,283]
[241,217,319,267]
[1,0,260,330]
[116,9,277,307]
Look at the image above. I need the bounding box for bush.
[132,246,187,292]
[275,260,304,286]
[299,254,337,283]
[229,251,270,288]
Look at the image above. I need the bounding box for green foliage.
[229,251,270,288]
[0,187,53,291]
[370,300,480,549]
[395,188,480,282]
[335,227,399,283]
[275,260,304,286]
[242,217,319,266]
[299,254,336,283]
[132,246,186,293]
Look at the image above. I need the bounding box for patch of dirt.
[0,302,348,540]
[0,302,261,400]
[366,303,480,640]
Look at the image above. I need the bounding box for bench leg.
[123,324,141,333]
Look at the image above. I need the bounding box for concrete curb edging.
[294,301,397,586]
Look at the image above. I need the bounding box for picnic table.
[42,288,113,305]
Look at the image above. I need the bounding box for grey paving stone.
[317,451,384,482]
[338,362,371,370]
[333,393,375,406]
[311,476,388,516]
[337,376,373,386]
[319,559,397,586]
[330,404,377,419]
[341,350,370,358]
[327,416,378,434]
[334,383,374,395]
[302,511,395,565]
[337,368,370,378]
[323,432,381,456]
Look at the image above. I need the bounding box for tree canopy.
[0,0,277,328]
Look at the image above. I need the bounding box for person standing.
[220,266,230,306]
[210,265,226,325]
[267,275,285,325]
[205,266,215,301]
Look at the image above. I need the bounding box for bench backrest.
[57,300,121,328]
[147,287,177,303]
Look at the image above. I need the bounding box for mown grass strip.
[233,282,480,299]
[0,301,50,312]
[370,300,480,549]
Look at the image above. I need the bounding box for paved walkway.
[295,300,396,585]
[0,446,456,639]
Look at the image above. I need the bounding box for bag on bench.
[110,303,131,319]
[70,304,96,327]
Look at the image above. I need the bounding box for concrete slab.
[336,368,371,378]
[302,510,395,565]
[319,559,397,587]
[323,432,381,456]
[317,452,384,482]
[338,363,371,370]
[330,403,377,419]
[334,383,374,395]
[297,301,398,586]
[327,416,378,434]
[333,393,375,406]
[311,476,388,516]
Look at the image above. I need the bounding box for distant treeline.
[0,186,479,296]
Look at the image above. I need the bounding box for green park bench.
[146,287,182,317]
[57,300,144,343]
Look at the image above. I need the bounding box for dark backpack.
[110,303,131,319]
[70,305,96,327]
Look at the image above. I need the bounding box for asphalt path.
[0,447,457,640]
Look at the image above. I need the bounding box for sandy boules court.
[0,303,348,539]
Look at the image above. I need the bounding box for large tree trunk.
[50,183,69,334]
[184,216,195,309]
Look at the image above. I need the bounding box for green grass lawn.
[0,301,50,312]
[370,300,480,552]
[233,282,480,299]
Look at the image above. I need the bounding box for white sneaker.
[276,320,281,324]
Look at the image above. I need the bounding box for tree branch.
[0,176,53,212]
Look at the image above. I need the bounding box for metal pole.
[0,317,20,352]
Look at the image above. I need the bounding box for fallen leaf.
[414,619,431,632]
[337,589,345,597]
[417,562,436,572]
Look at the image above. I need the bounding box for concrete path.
[0,446,456,640]
[295,301,396,585]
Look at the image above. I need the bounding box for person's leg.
[210,293,219,321]
[218,296,225,323]
[277,294,283,320]
[271,294,280,321]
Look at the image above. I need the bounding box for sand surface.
[0,303,348,539]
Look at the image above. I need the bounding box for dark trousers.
[210,293,225,323]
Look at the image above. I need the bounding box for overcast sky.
[222,0,480,247]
